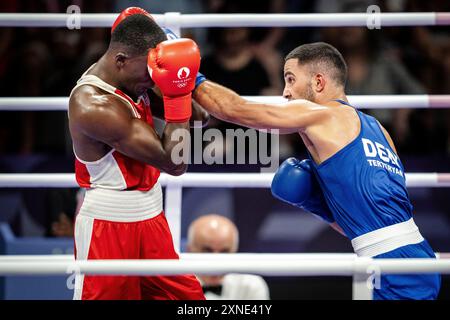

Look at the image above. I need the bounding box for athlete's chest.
[298,131,320,164]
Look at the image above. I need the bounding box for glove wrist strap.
[163,94,192,123]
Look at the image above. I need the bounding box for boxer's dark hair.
[285,42,348,88]
[110,14,166,55]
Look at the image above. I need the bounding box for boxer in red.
[68,8,205,300]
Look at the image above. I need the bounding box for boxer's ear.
[313,73,326,93]
[115,52,128,68]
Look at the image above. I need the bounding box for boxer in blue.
[193,42,441,300]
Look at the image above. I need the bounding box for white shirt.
[203,274,270,300]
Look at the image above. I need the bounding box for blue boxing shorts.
[373,240,441,300]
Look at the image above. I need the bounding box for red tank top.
[70,67,160,191]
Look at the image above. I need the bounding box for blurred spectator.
[319,0,426,151]
[115,0,202,14]
[19,0,111,13]
[44,29,82,96]
[0,40,51,154]
[201,27,273,95]
[402,110,449,155]
[114,0,206,48]
[187,214,270,300]
[202,0,286,94]
[199,3,284,162]
[200,1,283,96]
[395,0,450,154]
[315,0,450,155]
[0,28,14,79]
[0,27,16,153]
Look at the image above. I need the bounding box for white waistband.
[78,182,163,222]
[351,218,424,257]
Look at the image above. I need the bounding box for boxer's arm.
[193,81,329,130]
[191,100,210,127]
[150,87,210,127]
[69,90,189,176]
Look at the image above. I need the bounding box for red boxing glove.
[147,39,201,123]
[111,7,153,34]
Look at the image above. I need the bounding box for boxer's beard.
[303,84,316,102]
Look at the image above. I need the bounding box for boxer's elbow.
[201,112,210,126]
[169,165,188,176]
[154,151,189,176]
[163,162,188,176]
[190,108,210,128]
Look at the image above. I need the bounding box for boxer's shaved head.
[105,14,166,98]
[187,214,239,286]
[283,42,347,103]
[285,42,347,88]
[187,214,239,253]
[110,14,166,55]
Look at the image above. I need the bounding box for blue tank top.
[309,100,413,240]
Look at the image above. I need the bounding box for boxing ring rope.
[0,253,358,262]
[0,257,449,276]
[0,12,450,28]
[1,172,450,188]
[0,252,446,262]
[1,95,450,111]
[0,254,449,300]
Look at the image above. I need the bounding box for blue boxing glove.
[271,158,335,223]
[163,27,179,41]
[162,27,206,88]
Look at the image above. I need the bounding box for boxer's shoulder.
[70,84,112,105]
[70,85,132,118]
[69,86,136,137]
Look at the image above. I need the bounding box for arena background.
[0,0,449,299]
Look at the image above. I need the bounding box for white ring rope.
[0,13,449,28]
[0,257,449,276]
[0,252,446,262]
[0,173,449,188]
[0,253,359,262]
[1,95,450,111]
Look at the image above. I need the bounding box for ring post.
[352,257,374,300]
[164,176,183,253]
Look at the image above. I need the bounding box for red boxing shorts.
[73,184,205,300]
